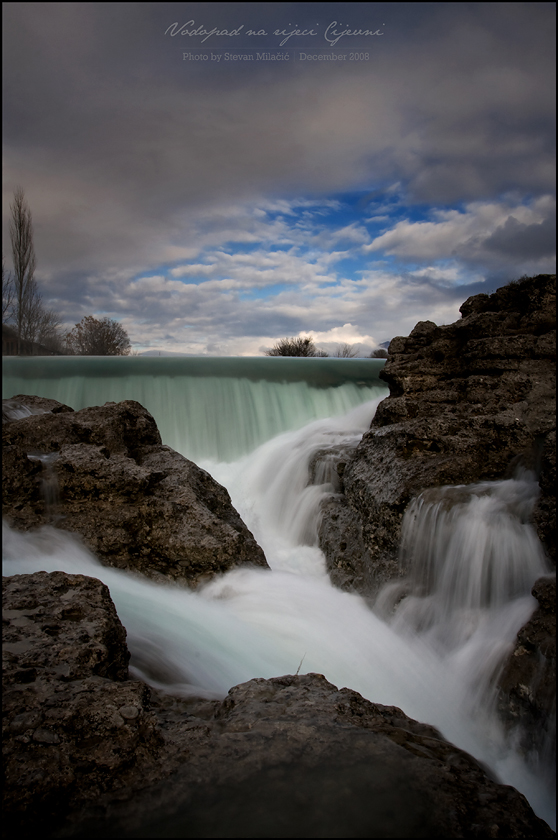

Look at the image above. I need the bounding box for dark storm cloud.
[483,211,556,260]
[3,2,555,279]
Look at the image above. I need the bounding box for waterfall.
[1,357,555,829]
[2,356,386,462]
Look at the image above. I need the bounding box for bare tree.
[264,337,328,357]
[20,277,43,342]
[370,348,388,358]
[333,343,359,358]
[37,308,64,354]
[66,315,131,356]
[10,187,38,354]
[2,255,15,324]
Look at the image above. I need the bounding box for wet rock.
[318,274,556,594]
[3,395,75,421]
[2,572,164,839]
[2,399,268,586]
[69,673,555,839]
[4,573,554,838]
[497,575,556,770]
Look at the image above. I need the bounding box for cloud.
[365,196,556,270]
[483,210,556,260]
[3,3,555,279]
[2,3,555,356]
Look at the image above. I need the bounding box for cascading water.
[2,356,386,461]
[2,356,555,829]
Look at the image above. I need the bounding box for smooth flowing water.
[2,357,555,829]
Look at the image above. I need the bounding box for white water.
[2,386,555,829]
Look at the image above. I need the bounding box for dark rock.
[497,575,556,769]
[318,275,556,594]
[2,399,268,586]
[532,430,556,563]
[4,573,554,838]
[67,673,555,839]
[318,493,380,593]
[2,572,165,839]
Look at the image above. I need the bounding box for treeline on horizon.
[264,337,388,358]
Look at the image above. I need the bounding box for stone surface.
[2,394,75,420]
[497,575,556,768]
[314,274,556,810]
[64,673,555,839]
[2,399,268,586]
[3,572,554,838]
[2,572,165,838]
[318,274,556,595]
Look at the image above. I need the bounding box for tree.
[264,337,328,357]
[2,255,15,324]
[36,308,64,354]
[7,188,62,354]
[65,315,131,356]
[370,348,388,358]
[10,187,37,353]
[333,343,359,358]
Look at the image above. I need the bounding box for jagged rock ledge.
[2,397,268,586]
[318,274,556,594]
[3,571,554,838]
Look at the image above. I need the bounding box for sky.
[2,2,556,356]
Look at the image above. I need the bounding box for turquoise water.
[2,356,386,462]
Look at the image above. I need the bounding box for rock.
[318,274,556,594]
[67,673,555,839]
[4,572,554,838]
[2,399,268,586]
[497,575,556,768]
[2,571,165,838]
[532,430,556,563]
[2,394,75,421]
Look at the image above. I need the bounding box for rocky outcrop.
[2,571,165,838]
[318,274,556,594]
[2,398,268,586]
[3,573,554,838]
[496,575,556,767]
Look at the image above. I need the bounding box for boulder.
[2,399,268,586]
[318,274,556,594]
[2,394,75,420]
[59,675,556,839]
[2,571,165,838]
[3,571,554,838]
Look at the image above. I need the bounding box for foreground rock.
[2,572,165,838]
[318,274,556,594]
[2,398,268,586]
[496,575,556,764]
[3,572,554,839]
